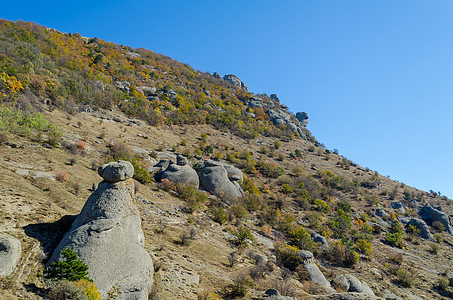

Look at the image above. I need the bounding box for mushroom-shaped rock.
[199,160,244,199]
[0,234,21,276]
[297,250,334,291]
[49,166,153,299]
[406,218,434,240]
[98,160,134,182]
[418,204,453,234]
[160,162,199,188]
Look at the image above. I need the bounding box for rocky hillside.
[0,20,452,300]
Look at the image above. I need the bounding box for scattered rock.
[406,218,434,240]
[312,233,329,249]
[418,204,453,233]
[49,161,153,299]
[332,275,350,292]
[0,234,21,276]
[176,154,188,166]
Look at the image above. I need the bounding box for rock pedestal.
[49,161,153,300]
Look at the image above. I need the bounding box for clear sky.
[3,1,453,198]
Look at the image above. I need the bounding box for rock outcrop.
[296,111,308,127]
[418,204,453,234]
[406,218,434,240]
[0,234,21,276]
[49,161,153,299]
[223,74,248,91]
[199,160,244,199]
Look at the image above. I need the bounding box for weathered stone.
[98,160,134,183]
[176,154,188,166]
[361,281,375,296]
[297,250,333,291]
[345,275,362,293]
[418,204,453,233]
[312,233,329,249]
[199,160,244,199]
[332,275,349,292]
[406,218,434,240]
[160,162,199,188]
[49,177,153,299]
[0,234,21,276]
[213,72,222,79]
[223,74,248,91]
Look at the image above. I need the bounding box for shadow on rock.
[23,215,77,262]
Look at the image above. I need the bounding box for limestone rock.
[49,162,153,299]
[0,234,21,276]
[98,160,134,183]
[297,250,334,291]
[176,154,188,166]
[406,218,433,240]
[332,275,349,291]
[160,162,199,188]
[418,204,453,234]
[345,275,362,293]
[223,74,248,91]
[312,233,329,249]
[199,160,244,199]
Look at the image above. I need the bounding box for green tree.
[45,248,91,282]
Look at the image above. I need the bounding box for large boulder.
[0,234,21,276]
[418,204,453,234]
[406,218,434,240]
[49,161,153,299]
[199,160,244,199]
[297,251,334,292]
[160,161,199,188]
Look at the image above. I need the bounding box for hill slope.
[0,20,452,300]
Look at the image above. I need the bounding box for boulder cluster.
[49,161,154,299]
[155,155,244,200]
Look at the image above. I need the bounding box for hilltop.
[0,20,452,300]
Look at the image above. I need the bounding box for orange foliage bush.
[55,171,69,183]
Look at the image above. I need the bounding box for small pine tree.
[45,248,91,282]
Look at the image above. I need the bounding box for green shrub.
[228,273,255,297]
[45,248,91,282]
[355,239,373,257]
[131,160,152,184]
[385,232,404,248]
[48,281,88,300]
[281,184,294,194]
[211,207,229,224]
[432,221,445,232]
[395,268,413,287]
[232,226,255,247]
[287,226,314,252]
[72,279,101,300]
[435,277,449,291]
[176,184,207,213]
[433,233,443,243]
[314,199,330,213]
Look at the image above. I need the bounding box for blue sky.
[3,1,453,198]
